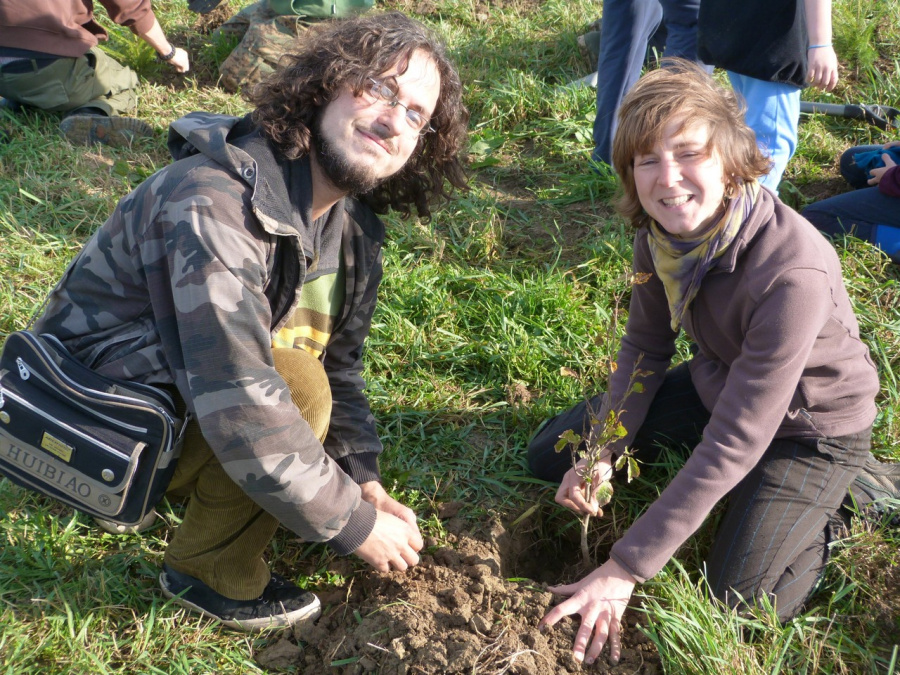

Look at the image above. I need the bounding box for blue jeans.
[591,0,703,167]
[728,73,801,191]
[801,145,900,262]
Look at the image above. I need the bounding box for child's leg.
[727,72,801,191]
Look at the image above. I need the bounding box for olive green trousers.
[0,48,138,116]
[163,348,331,600]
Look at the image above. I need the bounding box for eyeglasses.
[364,78,435,135]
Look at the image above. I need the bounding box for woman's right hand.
[555,456,613,517]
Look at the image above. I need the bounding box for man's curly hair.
[248,11,469,221]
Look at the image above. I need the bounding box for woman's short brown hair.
[612,59,771,229]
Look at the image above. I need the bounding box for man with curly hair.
[32,11,469,630]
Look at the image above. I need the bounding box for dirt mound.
[256,520,661,674]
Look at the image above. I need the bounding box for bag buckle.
[16,357,29,380]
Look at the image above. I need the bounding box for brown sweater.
[608,188,880,582]
[0,0,156,58]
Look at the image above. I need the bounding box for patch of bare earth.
[798,177,852,203]
[478,179,619,264]
[256,518,661,674]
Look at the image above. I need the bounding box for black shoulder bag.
[0,326,187,526]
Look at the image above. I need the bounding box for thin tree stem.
[580,512,592,567]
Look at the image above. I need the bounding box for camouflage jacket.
[33,112,385,554]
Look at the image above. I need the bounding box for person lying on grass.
[527,59,900,666]
[32,11,468,632]
[802,140,900,263]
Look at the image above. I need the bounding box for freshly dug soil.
[255,518,661,674]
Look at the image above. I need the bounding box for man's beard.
[310,115,385,196]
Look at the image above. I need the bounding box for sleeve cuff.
[335,451,381,485]
[609,548,648,584]
[327,499,376,556]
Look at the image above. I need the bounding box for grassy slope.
[0,0,898,672]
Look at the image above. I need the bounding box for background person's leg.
[0,50,139,115]
[802,187,896,236]
[801,188,900,262]
[728,72,801,191]
[74,48,140,116]
[658,0,701,60]
[592,0,663,167]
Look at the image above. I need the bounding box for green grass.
[1,0,899,672]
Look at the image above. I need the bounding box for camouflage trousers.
[217,0,311,93]
[0,47,138,116]
[164,347,332,600]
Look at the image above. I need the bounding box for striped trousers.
[528,363,871,620]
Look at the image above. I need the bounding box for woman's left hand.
[807,46,839,91]
[539,559,636,665]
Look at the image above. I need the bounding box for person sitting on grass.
[31,11,469,631]
[802,141,900,263]
[527,60,900,666]
[0,0,189,148]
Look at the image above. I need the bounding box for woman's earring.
[724,183,736,200]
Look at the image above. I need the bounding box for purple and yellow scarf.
[648,180,761,331]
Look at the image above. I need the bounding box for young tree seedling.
[555,271,651,567]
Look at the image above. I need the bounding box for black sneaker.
[159,564,321,631]
[851,454,900,525]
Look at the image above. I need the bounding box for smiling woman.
[631,117,726,237]
[527,59,899,666]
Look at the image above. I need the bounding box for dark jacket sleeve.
[322,204,385,486]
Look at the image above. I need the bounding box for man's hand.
[539,559,636,665]
[555,456,613,517]
[359,481,418,529]
[167,48,190,74]
[353,509,423,572]
[868,153,897,186]
[354,482,423,572]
